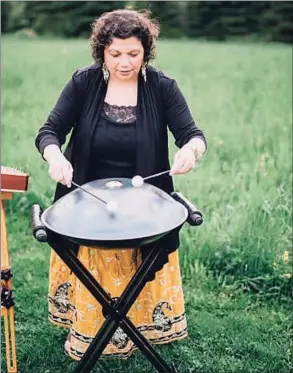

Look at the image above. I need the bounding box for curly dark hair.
[90,9,160,65]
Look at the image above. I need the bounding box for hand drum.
[41,178,188,248]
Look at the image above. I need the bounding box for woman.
[35,9,207,360]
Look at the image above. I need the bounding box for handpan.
[41,178,188,248]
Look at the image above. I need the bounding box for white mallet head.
[132,175,144,188]
[106,200,118,213]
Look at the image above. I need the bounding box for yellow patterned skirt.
[48,246,187,360]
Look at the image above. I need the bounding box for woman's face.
[104,37,144,82]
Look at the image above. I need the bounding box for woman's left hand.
[170,146,196,175]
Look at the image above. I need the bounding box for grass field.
[1,35,292,373]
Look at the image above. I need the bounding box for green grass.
[1,35,292,373]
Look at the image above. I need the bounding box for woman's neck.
[105,78,138,106]
[108,75,138,85]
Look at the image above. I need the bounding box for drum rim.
[41,205,187,242]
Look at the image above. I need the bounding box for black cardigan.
[35,64,207,275]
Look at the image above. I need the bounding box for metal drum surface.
[41,178,188,248]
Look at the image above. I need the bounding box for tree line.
[1,1,292,43]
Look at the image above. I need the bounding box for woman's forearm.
[183,137,207,161]
[43,144,64,164]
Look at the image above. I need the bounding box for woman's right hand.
[48,155,73,188]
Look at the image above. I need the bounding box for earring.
[102,63,109,83]
[141,63,147,82]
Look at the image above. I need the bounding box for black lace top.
[87,102,137,181]
[103,102,136,123]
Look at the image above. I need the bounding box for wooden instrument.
[1,166,29,373]
[1,166,29,192]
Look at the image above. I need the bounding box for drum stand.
[51,241,179,373]
[32,192,202,373]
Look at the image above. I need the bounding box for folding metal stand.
[51,242,179,373]
[32,191,203,372]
